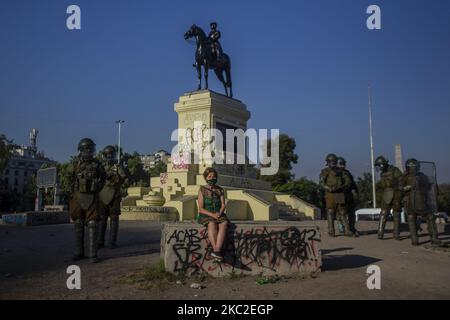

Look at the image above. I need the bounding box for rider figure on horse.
[208,22,223,62]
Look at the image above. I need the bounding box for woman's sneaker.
[211,251,223,262]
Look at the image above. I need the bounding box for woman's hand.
[214,213,221,219]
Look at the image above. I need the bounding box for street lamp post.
[368,85,377,208]
[115,120,125,164]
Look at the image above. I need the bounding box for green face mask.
[207,178,217,186]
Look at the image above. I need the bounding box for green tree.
[0,134,20,212]
[274,177,324,209]
[355,172,382,209]
[0,187,18,212]
[259,134,299,188]
[20,173,37,211]
[0,134,12,173]
[149,161,167,178]
[122,152,149,187]
[56,159,77,205]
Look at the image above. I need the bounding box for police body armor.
[99,163,124,205]
[322,167,346,204]
[380,166,402,204]
[74,159,103,210]
[403,172,432,216]
[343,169,357,204]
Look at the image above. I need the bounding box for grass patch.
[118,259,186,290]
[255,275,282,285]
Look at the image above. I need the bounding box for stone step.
[277,215,304,221]
[279,207,300,214]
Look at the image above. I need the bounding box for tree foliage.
[149,161,167,178]
[274,177,324,209]
[122,152,149,187]
[260,134,299,188]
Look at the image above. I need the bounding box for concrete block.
[161,221,321,277]
[1,211,70,226]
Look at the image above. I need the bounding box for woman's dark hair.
[203,167,218,180]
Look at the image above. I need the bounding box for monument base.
[120,91,321,222]
[120,206,178,221]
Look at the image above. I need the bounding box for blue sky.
[1,0,450,182]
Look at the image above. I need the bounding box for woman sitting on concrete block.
[197,167,229,262]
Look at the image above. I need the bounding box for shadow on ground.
[322,254,382,271]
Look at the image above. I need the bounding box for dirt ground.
[1,219,450,300]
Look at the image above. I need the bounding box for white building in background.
[140,150,171,171]
[1,129,54,195]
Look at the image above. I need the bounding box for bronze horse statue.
[184,24,233,98]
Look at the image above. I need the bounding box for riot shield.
[419,161,438,214]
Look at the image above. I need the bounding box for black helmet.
[326,153,337,162]
[337,157,346,167]
[375,155,388,167]
[78,138,95,150]
[77,138,96,160]
[102,145,117,163]
[325,153,337,167]
[405,158,420,172]
[210,21,217,29]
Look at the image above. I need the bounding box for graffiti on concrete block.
[234,227,319,270]
[167,228,205,273]
[165,225,320,275]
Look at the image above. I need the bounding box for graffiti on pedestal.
[165,225,321,275]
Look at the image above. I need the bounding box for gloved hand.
[403,185,413,192]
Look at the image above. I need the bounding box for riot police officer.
[68,138,105,263]
[400,158,442,246]
[320,153,353,237]
[337,157,359,236]
[374,156,403,240]
[97,146,127,249]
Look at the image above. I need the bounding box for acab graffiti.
[165,225,321,275]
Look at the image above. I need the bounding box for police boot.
[393,212,401,240]
[377,211,387,239]
[408,215,419,246]
[349,212,359,236]
[109,215,119,249]
[341,215,354,237]
[97,216,107,249]
[327,210,335,237]
[88,220,99,263]
[427,215,442,246]
[72,219,85,261]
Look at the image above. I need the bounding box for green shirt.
[197,185,223,223]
